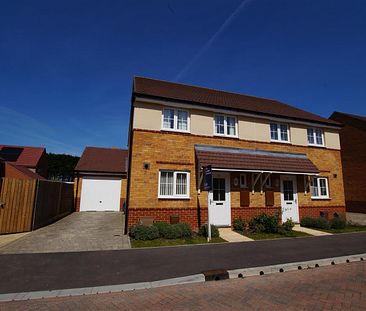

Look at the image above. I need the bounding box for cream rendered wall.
[132,101,341,150]
[290,126,308,146]
[324,130,341,150]
[190,109,214,136]
[238,117,270,142]
[133,102,161,131]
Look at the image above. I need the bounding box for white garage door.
[80,177,122,212]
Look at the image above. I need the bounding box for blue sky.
[1,0,365,156]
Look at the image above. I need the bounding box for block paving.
[1,260,365,310]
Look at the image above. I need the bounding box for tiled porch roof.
[195,145,319,174]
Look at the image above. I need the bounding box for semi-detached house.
[126,77,345,231]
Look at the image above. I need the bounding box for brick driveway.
[2,261,365,310]
[0,212,130,254]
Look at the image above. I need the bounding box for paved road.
[1,232,366,294]
[1,261,365,310]
[0,212,130,254]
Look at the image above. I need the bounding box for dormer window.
[162,108,190,132]
[214,115,237,137]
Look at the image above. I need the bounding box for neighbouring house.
[74,147,128,212]
[126,77,346,231]
[329,112,366,223]
[0,145,47,180]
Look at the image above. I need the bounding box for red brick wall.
[330,114,366,213]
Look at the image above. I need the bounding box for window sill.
[270,139,291,144]
[307,144,325,148]
[158,196,191,200]
[213,134,239,139]
[161,128,190,134]
[311,197,331,200]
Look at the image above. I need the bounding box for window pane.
[215,116,225,134]
[213,178,225,201]
[270,124,278,140]
[307,128,314,144]
[163,109,175,129]
[280,124,288,141]
[160,171,174,196]
[315,129,323,145]
[227,117,236,136]
[283,180,294,201]
[177,110,188,131]
[311,177,319,197]
[319,178,328,196]
[176,173,187,195]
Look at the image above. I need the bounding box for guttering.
[211,168,319,176]
[135,96,341,130]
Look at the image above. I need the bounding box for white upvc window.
[240,174,247,188]
[214,115,238,137]
[265,176,272,188]
[311,177,329,199]
[270,123,290,142]
[162,108,190,132]
[158,171,190,199]
[307,128,324,146]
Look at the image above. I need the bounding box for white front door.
[80,177,122,212]
[208,173,231,226]
[280,175,299,223]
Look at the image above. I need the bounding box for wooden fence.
[0,178,74,234]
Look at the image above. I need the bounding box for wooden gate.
[0,178,37,234]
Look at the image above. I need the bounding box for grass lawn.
[131,236,227,248]
[245,231,310,240]
[321,225,366,234]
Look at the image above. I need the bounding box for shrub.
[199,224,220,238]
[153,221,171,238]
[129,224,159,240]
[279,219,295,234]
[300,217,330,229]
[175,223,193,238]
[330,217,346,229]
[249,213,279,233]
[233,217,246,232]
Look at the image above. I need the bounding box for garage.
[74,147,128,212]
[80,177,122,212]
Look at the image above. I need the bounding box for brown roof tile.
[0,145,45,167]
[195,145,319,174]
[134,77,340,127]
[75,147,128,174]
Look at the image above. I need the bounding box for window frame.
[213,114,238,137]
[240,173,247,188]
[158,170,190,199]
[307,127,325,147]
[270,123,290,143]
[311,177,330,199]
[161,108,190,133]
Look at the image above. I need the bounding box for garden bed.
[131,237,226,248]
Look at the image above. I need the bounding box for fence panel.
[32,181,74,230]
[0,178,37,234]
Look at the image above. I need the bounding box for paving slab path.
[1,231,366,294]
[1,260,365,310]
[293,224,332,236]
[0,212,130,254]
[218,228,253,242]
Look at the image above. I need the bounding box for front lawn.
[245,231,310,240]
[322,225,366,234]
[131,237,227,248]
